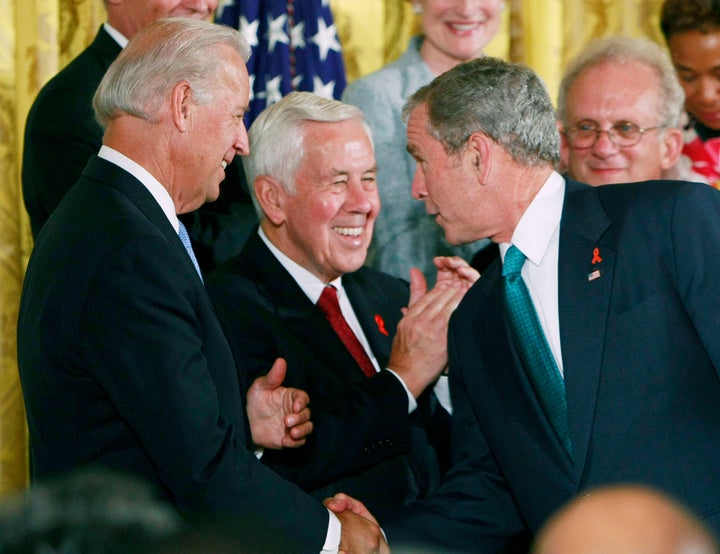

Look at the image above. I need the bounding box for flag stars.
[290,20,306,49]
[239,15,259,49]
[313,75,336,99]
[265,75,284,106]
[311,18,341,61]
[267,14,289,53]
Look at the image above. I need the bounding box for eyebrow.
[329,165,379,174]
[674,62,720,73]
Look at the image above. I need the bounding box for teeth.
[221,161,228,170]
[335,226,362,237]
[450,22,481,31]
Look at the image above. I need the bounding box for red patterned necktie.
[317,285,376,378]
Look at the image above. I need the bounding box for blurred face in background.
[559,60,682,185]
[110,0,218,38]
[415,0,505,74]
[668,29,720,130]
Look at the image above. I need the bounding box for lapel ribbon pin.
[588,247,602,281]
[374,314,389,336]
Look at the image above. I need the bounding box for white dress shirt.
[499,171,566,375]
[258,228,425,413]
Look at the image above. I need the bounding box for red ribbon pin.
[591,247,602,265]
[374,314,389,336]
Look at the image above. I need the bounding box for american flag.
[216,0,347,125]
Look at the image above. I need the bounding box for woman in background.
[661,0,720,189]
[342,0,505,282]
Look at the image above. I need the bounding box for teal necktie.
[502,245,571,456]
[178,221,203,283]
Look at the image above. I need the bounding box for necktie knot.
[317,285,341,319]
[503,245,526,278]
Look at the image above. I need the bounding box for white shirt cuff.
[321,510,341,553]
[384,368,417,413]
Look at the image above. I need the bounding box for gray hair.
[246,91,373,216]
[93,18,250,128]
[402,57,560,167]
[557,36,685,129]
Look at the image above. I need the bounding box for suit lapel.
[241,234,369,382]
[344,273,397,367]
[475,262,575,473]
[91,26,123,71]
[81,156,188,261]
[558,182,613,480]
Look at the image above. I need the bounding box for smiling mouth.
[449,22,481,32]
[334,226,363,237]
[221,160,228,170]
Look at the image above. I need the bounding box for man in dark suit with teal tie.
[326,57,720,552]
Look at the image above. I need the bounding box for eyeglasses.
[563,120,664,149]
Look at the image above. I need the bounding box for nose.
[696,76,720,104]
[590,129,620,157]
[234,123,250,156]
[411,167,428,201]
[345,179,375,213]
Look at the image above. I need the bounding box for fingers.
[324,493,377,523]
[408,267,428,306]
[434,255,480,289]
[284,404,311,429]
[287,419,313,441]
[290,389,310,414]
[261,357,288,390]
[407,278,465,320]
[433,255,466,270]
[324,493,350,513]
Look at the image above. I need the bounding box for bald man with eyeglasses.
[557,36,685,186]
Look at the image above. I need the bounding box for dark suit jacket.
[21,25,256,271]
[206,231,449,521]
[386,179,720,553]
[17,156,329,551]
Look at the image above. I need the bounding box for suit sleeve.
[80,236,329,551]
[383,317,529,553]
[22,82,104,236]
[207,281,413,492]
[670,184,720,376]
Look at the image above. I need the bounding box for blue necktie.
[502,245,571,456]
[178,221,203,282]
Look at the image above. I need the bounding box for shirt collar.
[103,22,128,48]
[98,145,179,232]
[258,227,342,304]
[501,170,565,266]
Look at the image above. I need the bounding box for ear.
[467,132,493,185]
[659,128,684,171]
[170,81,194,133]
[254,175,287,225]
